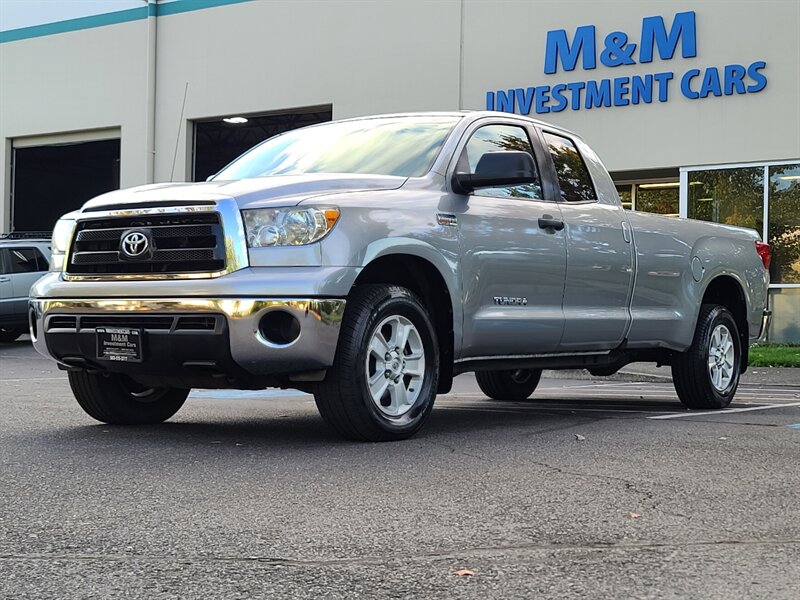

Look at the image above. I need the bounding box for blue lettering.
[653,72,673,101]
[640,11,697,63]
[600,32,637,67]
[534,86,551,113]
[550,84,569,112]
[515,87,535,114]
[747,60,767,92]
[565,81,586,110]
[699,67,722,97]
[544,25,597,74]
[486,91,495,110]
[630,74,653,104]
[497,89,515,113]
[723,64,746,95]
[613,76,630,106]
[585,79,612,109]
[681,69,700,99]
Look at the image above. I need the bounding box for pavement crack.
[422,439,486,461]
[2,538,799,567]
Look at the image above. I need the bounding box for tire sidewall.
[700,307,741,402]
[352,290,439,436]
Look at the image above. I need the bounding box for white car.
[0,234,51,342]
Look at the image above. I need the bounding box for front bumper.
[29,297,346,384]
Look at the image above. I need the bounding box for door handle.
[0,276,10,283]
[538,215,564,231]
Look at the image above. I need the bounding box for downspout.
[458,0,465,110]
[145,0,157,184]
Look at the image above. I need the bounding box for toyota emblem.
[120,231,149,258]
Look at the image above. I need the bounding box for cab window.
[543,132,597,203]
[461,124,543,200]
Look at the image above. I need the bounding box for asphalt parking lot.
[2,339,799,599]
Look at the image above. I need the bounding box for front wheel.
[68,370,189,424]
[672,304,741,409]
[313,284,439,441]
[476,369,542,401]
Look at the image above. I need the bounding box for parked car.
[30,112,770,440]
[0,233,51,342]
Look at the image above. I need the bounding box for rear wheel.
[0,327,25,343]
[68,370,189,424]
[313,284,439,441]
[672,304,741,409]
[476,368,542,401]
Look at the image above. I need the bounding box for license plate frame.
[96,327,143,363]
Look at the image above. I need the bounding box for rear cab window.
[543,132,597,203]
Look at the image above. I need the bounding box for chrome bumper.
[29,297,346,377]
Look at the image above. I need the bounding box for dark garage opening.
[192,106,333,182]
[12,138,120,232]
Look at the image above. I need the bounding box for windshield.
[213,116,461,180]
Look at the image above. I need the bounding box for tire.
[475,369,542,401]
[672,304,741,409]
[68,370,189,425]
[0,327,25,343]
[313,284,439,442]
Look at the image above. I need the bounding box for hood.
[81,174,407,211]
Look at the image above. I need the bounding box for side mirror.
[452,151,536,195]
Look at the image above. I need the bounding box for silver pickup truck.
[30,112,771,441]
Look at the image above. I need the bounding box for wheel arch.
[700,274,750,371]
[352,251,457,393]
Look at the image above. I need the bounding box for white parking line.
[648,401,800,420]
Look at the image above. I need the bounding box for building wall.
[462,0,800,172]
[2,0,798,202]
[1,0,798,341]
[150,0,462,182]
[0,16,154,198]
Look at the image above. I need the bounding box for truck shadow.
[28,396,686,453]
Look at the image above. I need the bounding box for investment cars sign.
[486,11,768,114]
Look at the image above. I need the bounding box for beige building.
[1,0,798,340]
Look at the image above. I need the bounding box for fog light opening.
[29,309,38,341]
[258,310,301,346]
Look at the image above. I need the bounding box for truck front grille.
[67,213,225,275]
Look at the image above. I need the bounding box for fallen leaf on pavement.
[630,512,641,520]
[454,569,475,577]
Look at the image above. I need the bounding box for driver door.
[452,121,567,358]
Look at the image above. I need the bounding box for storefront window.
[615,184,632,210]
[687,167,764,233]
[636,183,679,216]
[768,164,800,284]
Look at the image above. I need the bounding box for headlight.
[242,207,340,247]
[50,213,78,271]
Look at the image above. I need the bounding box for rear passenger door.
[454,121,567,357]
[538,130,635,352]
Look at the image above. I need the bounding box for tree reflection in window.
[463,125,543,200]
[543,133,597,203]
